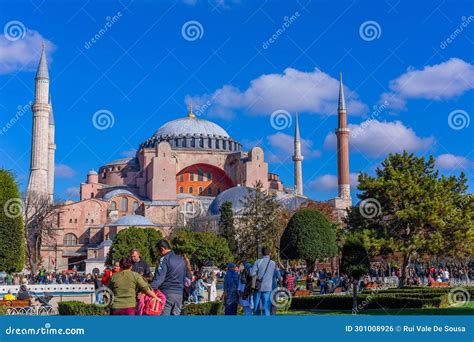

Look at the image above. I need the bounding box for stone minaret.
[336,72,351,200]
[27,45,51,199]
[48,96,56,202]
[292,112,304,195]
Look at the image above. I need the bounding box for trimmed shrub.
[182,301,224,316]
[0,306,8,315]
[290,295,442,310]
[58,301,109,316]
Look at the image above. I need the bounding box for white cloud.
[188,68,367,119]
[266,132,321,163]
[381,58,474,110]
[436,154,472,170]
[308,173,359,192]
[324,119,435,158]
[55,164,76,178]
[0,29,54,74]
[64,187,79,198]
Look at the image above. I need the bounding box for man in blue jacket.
[151,240,186,315]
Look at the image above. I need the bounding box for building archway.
[176,163,233,196]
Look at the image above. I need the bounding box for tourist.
[238,262,253,315]
[16,284,30,301]
[183,254,193,303]
[151,239,187,316]
[223,263,239,315]
[250,247,277,316]
[285,270,295,293]
[195,273,207,303]
[108,257,158,316]
[206,272,217,302]
[102,261,120,287]
[131,248,152,280]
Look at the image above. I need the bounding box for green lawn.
[277,300,474,316]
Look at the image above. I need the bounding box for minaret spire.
[27,44,51,200]
[48,95,56,202]
[188,101,196,119]
[292,112,304,195]
[336,72,351,201]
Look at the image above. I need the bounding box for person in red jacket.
[102,261,120,286]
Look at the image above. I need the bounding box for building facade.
[27,52,352,272]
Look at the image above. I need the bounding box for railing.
[0,284,95,295]
[7,306,58,316]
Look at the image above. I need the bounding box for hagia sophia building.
[27,47,352,273]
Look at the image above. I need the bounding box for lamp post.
[54,242,58,273]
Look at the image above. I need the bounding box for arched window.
[179,186,184,193]
[121,197,128,211]
[198,169,203,181]
[207,172,212,180]
[199,138,204,148]
[132,201,139,213]
[198,187,203,194]
[64,233,77,246]
[90,192,94,198]
[190,172,194,181]
[207,187,212,195]
[110,201,117,210]
[189,186,194,194]
[179,174,184,182]
[217,188,221,194]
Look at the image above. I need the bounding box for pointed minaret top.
[295,112,301,142]
[187,101,196,119]
[338,72,346,112]
[35,44,49,80]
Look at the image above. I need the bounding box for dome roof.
[102,189,137,200]
[207,186,309,216]
[207,186,253,216]
[111,215,155,226]
[154,117,229,139]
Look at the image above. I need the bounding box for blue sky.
[0,0,473,201]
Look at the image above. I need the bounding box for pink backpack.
[137,289,166,316]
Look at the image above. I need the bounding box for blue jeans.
[253,291,271,316]
[225,302,238,315]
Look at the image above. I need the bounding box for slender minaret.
[47,96,56,202]
[336,72,351,200]
[292,112,304,195]
[27,44,51,199]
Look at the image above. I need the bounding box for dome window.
[64,233,78,246]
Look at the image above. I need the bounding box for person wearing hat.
[223,263,239,315]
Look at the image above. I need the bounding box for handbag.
[143,289,166,316]
[253,259,271,291]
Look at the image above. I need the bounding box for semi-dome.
[207,186,309,216]
[111,215,155,226]
[207,186,253,216]
[102,189,137,200]
[139,108,242,152]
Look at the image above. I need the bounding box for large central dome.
[139,108,241,152]
[154,116,230,139]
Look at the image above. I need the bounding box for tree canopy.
[171,230,233,268]
[346,151,473,285]
[280,208,338,271]
[0,169,25,272]
[218,201,237,257]
[108,227,163,266]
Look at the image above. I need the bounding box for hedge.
[58,301,109,316]
[0,306,7,315]
[290,295,442,310]
[182,301,224,316]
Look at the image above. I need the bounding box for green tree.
[171,230,233,268]
[0,170,25,272]
[218,201,237,257]
[108,227,163,266]
[346,151,473,286]
[340,235,369,314]
[239,181,285,261]
[280,209,338,273]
